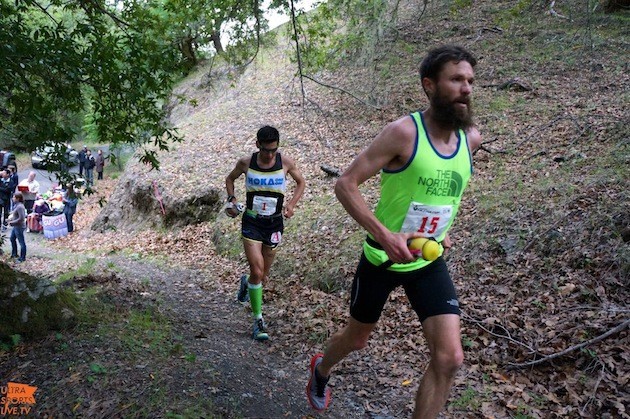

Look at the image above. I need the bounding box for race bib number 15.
[399,202,453,238]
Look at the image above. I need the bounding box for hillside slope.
[54,0,629,417]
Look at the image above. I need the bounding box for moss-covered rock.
[0,262,77,340]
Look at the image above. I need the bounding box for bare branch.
[418,0,429,21]
[462,311,537,353]
[507,318,630,369]
[237,0,262,69]
[302,75,382,110]
[523,209,579,251]
[80,0,130,29]
[289,0,306,106]
[31,0,59,25]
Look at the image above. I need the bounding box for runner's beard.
[431,92,474,131]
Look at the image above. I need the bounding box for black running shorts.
[241,213,284,248]
[349,253,460,324]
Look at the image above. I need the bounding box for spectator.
[18,171,40,213]
[28,195,50,233]
[0,169,11,231]
[78,145,87,177]
[8,165,18,194]
[63,184,79,233]
[9,192,27,262]
[85,149,95,186]
[7,165,18,212]
[95,149,105,180]
[33,196,50,215]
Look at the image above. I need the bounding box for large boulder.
[91,163,223,232]
[0,262,77,340]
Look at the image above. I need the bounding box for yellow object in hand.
[408,237,440,261]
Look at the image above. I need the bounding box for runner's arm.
[225,157,248,203]
[467,126,482,153]
[283,156,306,218]
[335,118,422,264]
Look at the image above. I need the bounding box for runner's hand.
[224,202,244,218]
[378,232,424,264]
[283,204,295,219]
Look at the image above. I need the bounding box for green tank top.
[364,112,473,271]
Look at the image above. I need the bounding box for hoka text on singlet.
[245,152,286,216]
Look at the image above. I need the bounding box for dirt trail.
[2,230,368,418]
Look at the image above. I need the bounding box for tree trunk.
[178,35,197,66]
[210,31,224,54]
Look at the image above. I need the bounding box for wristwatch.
[226,195,236,203]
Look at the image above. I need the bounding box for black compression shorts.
[349,253,460,324]
[241,213,284,248]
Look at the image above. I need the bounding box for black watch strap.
[226,195,236,203]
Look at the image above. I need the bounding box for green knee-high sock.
[248,282,263,319]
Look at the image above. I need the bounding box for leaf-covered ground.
[2,0,629,417]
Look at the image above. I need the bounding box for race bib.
[270,231,282,245]
[400,202,453,238]
[252,196,278,216]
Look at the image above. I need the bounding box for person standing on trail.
[225,125,306,341]
[78,145,87,177]
[18,171,39,214]
[306,45,483,418]
[84,149,96,186]
[9,192,27,262]
[63,184,79,233]
[95,149,105,180]
[0,169,11,231]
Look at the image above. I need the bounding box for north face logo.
[417,170,463,197]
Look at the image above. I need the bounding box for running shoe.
[237,274,249,303]
[306,353,331,411]
[252,318,269,341]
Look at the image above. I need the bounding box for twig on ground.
[514,115,573,150]
[523,209,579,251]
[462,311,537,353]
[527,150,547,160]
[473,26,504,42]
[549,1,568,19]
[580,360,606,415]
[320,165,341,177]
[482,78,532,91]
[473,137,502,155]
[507,318,630,369]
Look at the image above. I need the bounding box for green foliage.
[0,334,22,352]
[160,0,275,70]
[291,0,397,73]
[55,257,98,283]
[451,386,482,410]
[450,0,474,14]
[120,307,179,357]
[0,0,183,170]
